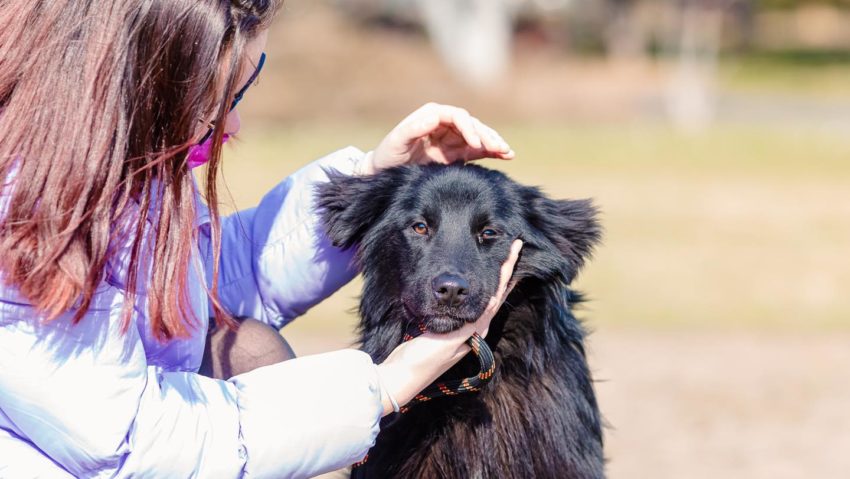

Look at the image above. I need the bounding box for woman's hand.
[360,103,515,175]
[375,239,523,416]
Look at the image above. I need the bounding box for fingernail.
[420,115,439,130]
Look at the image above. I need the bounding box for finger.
[454,146,515,163]
[505,278,519,296]
[480,327,490,338]
[403,103,469,143]
[473,298,501,338]
[497,239,524,299]
[474,120,511,156]
[474,240,524,336]
[445,121,514,162]
[452,111,482,150]
[490,148,516,160]
[428,106,482,150]
[401,112,441,144]
[401,102,440,128]
[416,130,455,165]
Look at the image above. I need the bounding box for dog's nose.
[432,274,470,306]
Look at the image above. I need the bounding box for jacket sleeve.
[0,296,382,478]
[199,146,365,329]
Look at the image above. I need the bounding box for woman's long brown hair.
[0,0,278,341]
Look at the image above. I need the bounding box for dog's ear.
[315,168,404,249]
[520,186,602,280]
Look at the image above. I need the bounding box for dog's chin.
[402,300,481,333]
[422,316,469,333]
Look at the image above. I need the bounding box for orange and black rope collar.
[399,322,496,413]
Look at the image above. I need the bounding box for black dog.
[317,163,604,478]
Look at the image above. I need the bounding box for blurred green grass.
[216,123,850,335]
[720,54,850,98]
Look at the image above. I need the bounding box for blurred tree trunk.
[666,0,724,132]
[605,0,646,60]
[416,0,513,88]
[729,0,755,52]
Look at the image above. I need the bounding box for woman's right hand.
[374,240,523,416]
[359,103,514,176]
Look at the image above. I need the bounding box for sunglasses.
[197,52,266,144]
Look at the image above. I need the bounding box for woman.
[0,1,522,478]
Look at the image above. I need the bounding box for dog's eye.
[412,222,429,235]
[481,229,499,240]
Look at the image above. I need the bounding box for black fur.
[316,164,604,479]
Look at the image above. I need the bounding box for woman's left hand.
[361,103,515,175]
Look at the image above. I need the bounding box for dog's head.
[316,164,601,334]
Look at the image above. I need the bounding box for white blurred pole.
[666,1,722,132]
[416,0,513,88]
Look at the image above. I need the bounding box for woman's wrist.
[374,363,401,416]
[354,150,377,176]
[375,362,409,416]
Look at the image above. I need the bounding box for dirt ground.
[284,329,850,479]
[591,330,850,479]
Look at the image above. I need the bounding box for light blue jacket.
[0,148,383,478]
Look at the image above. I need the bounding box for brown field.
[286,329,850,479]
